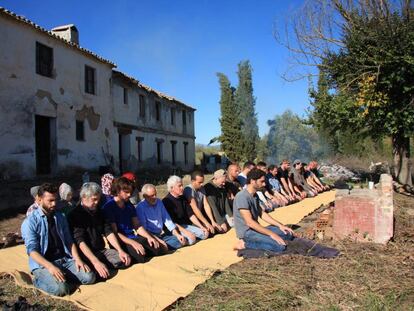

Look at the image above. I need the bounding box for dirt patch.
[0,274,81,310]
[0,214,25,239]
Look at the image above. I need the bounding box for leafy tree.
[279,0,414,185]
[216,73,243,162]
[309,71,379,158]
[235,60,259,161]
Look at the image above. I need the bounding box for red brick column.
[332,174,393,244]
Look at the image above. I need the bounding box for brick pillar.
[375,174,394,244]
[332,174,393,244]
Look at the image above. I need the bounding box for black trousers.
[122,236,167,263]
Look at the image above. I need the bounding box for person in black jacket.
[162,175,209,245]
[68,182,131,280]
[204,169,234,233]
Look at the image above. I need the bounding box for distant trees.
[265,110,327,162]
[216,60,259,162]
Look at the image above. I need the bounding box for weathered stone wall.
[111,76,196,173]
[0,16,115,179]
[0,13,196,181]
[333,174,394,244]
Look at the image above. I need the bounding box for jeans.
[160,234,183,250]
[243,225,294,253]
[32,257,95,296]
[156,225,207,250]
[180,224,207,245]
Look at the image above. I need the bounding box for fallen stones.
[319,164,360,182]
[297,205,334,241]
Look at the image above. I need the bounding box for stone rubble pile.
[319,164,360,182]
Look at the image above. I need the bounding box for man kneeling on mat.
[233,168,295,252]
[68,182,131,280]
[103,177,168,263]
[21,183,95,296]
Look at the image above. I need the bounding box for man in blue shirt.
[265,164,290,206]
[136,184,187,250]
[21,183,95,296]
[103,177,167,262]
[237,161,255,188]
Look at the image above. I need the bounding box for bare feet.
[233,239,245,251]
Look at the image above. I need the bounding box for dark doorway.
[119,133,130,174]
[157,141,162,164]
[35,115,51,174]
[119,134,123,173]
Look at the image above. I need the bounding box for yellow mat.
[0,190,335,311]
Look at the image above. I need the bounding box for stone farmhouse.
[0,7,196,179]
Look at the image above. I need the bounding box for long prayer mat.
[0,190,336,311]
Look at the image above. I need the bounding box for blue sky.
[2,0,310,145]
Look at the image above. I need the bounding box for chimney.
[51,24,79,45]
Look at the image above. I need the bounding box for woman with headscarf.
[58,182,75,215]
[101,173,115,205]
[26,185,41,216]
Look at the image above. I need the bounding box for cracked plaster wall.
[0,16,115,178]
[112,78,196,172]
[0,15,195,179]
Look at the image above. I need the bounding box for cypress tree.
[217,73,243,162]
[234,60,259,161]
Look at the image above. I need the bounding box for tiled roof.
[0,7,115,67]
[112,70,196,111]
[1,7,195,111]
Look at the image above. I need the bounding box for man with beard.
[233,169,295,252]
[21,183,95,296]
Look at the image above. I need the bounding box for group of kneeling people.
[21,159,329,296]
